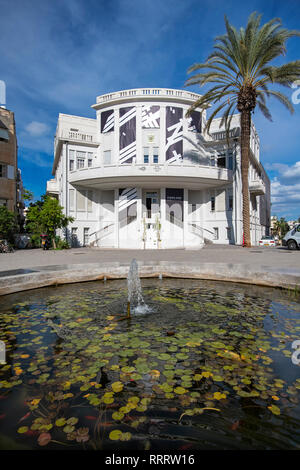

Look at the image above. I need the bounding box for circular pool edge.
[0,261,299,296]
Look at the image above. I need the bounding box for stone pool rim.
[0,261,299,297]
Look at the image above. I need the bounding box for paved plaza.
[0,244,299,272]
[0,245,299,297]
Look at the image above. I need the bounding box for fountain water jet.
[127,259,151,316]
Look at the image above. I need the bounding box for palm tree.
[185,12,300,247]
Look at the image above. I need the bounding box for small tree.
[0,206,18,241]
[25,196,74,249]
[39,197,74,248]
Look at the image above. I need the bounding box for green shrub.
[55,236,70,250]
[30,233,41,248]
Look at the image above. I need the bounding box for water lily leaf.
[66,417,78,426]
[112,411,124,421]
[174,387,187,395]
[111,381,124,393]
[63,425,75,433]
[55,418,67,427]
[268,405,280,415]
[17,426,29,434]
[109,429,123,441]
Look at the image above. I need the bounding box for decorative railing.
[249,179,265,195]
[95,88,201,105]
[89,222,115,246]
[46,179,59,194]
[56,131,97,144]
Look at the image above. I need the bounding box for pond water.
[0,279,300,450]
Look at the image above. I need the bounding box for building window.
[77,158,85,169]
[88,159,92,167]
[213,227,219,240]
[217,153,226,168]
[87,190,93,212]
[228,194,233,211]
[226,227,231,240]
[76,151,86,158]
[76,191,86,211]
[0,163,7,178]
[211,196,215,212]
[144,147,149,164]
[71,227,78,247]
[0,198,7,207]
[69,159,74,171]
[83,228,89,246]
[103,150,111,165]
[69,189,75,211]
[153,147,159,163]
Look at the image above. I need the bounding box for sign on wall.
[119,107,136,164]
[142,105,160,128]
[165,106,183,163]
[101,110,114,133]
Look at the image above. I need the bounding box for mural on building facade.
[118,188,137,227]
[119,107,136,164]
[142,105,160,128]
[101,109,114,133]
[165,106,183,163]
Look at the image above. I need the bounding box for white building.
[47,88,270,249]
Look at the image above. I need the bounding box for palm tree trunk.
[240,110,251,247]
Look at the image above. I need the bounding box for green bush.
[55,236,70,250]
[30,233,41,248]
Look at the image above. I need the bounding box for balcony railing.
[249,179,265,195]
[95,88,201,105]
[209,127,240,141]
[46,179,59,194]
[55,130,98,144]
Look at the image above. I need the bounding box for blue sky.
[1,0,300,219]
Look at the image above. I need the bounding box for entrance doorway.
[144,191,160,249]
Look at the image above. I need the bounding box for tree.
[185,12,300,247]
[26,196,74,249]
[273,217,290,239]
[0,206,18,241]
[23,188,34,203]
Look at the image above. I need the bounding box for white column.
[136,106,142,164]
[114,188,119,248]
[161,105,166,166]
[160,188,166,248]
[137,188,143,248]
[113,108,119,165]
[183,188,189,247]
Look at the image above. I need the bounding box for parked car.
[282,224,300,250]
[258,235,276,247]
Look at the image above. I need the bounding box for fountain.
[126,259,151,316]
[1,275,300,450]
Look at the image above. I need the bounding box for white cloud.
[270,175,300,218]
[25,121,49,137]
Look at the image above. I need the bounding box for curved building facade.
[47,88,270,248]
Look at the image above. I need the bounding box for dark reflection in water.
[0,279,299,450]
